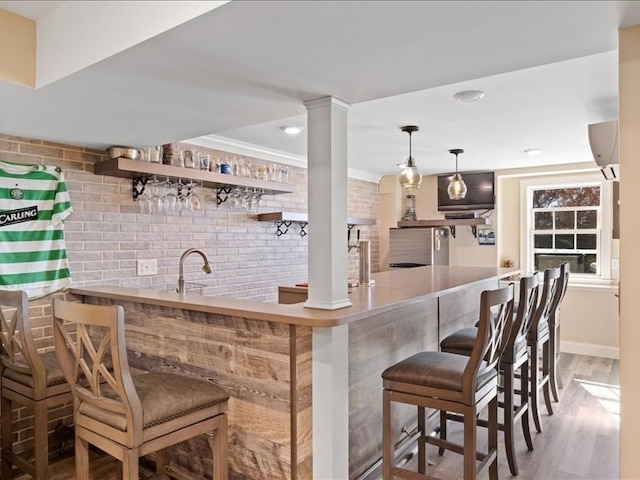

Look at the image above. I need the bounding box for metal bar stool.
[382,285,514,480]
[1,290,73,480]
[439,274,540,475]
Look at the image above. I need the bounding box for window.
[521,174,612,283]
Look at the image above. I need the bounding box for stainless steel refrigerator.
[389,227,449,268]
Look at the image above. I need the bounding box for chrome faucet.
[177,248,212,294]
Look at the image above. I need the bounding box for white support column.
[312,325,349,480]
[303,96,352,310]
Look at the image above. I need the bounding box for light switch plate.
[137,259,157,276]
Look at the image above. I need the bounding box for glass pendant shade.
[399,157,422,190]
[447,148,467,199]
[447,173,467,199]
[398,126,422,190]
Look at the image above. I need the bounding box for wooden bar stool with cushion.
[549,263,570,402]
[382,285,514,480]
[528,265,563,433]
[52,299,229,480]
[1,289,74,480]
[439,274,540,476]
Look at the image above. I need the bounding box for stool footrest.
[425,435,488,462]
[163,463,195,480]
[1,449,37,477]
[445,400,529,431]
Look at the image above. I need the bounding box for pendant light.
[398,126,422,190]
[447,148,467,200]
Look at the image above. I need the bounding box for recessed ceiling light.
[280,126,304,135]
[524,148,543,156]
[453,90,485,102]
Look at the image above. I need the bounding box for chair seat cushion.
[441,327,528,364]
[382,351,496,393]
[1,351,67,388]
[78,372,229,432]
[440,327,477,354]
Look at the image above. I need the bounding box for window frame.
[520,173,613,285]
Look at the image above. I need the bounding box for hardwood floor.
[12,353,618,480]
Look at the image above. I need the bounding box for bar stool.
[528,265,563,433]
[549,263,570,402]
[1,290,73,480]
[52,299,229,480]
[382,285,514,480]
[439,274,540,476]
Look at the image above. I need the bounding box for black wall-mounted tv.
[437,171,495,211]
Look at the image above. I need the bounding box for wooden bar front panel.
[83,297,312,480]
[348,297,439,478]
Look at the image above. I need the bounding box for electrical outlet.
[137,259,157,276]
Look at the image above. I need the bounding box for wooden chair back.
[52,299,144,446]
[464,284,514,398]
[530,265,562,336]
[0,290,48,396]
[504,274,540,358]
[550,263,570,324]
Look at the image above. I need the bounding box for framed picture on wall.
[477,228,495,246]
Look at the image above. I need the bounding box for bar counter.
[69,265,517,480]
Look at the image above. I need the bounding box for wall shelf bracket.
[132,177,147,199]
[216,187,233,206]
[449,225,479,238]
[276,221,292,237]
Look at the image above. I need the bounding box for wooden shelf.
[397,218,490,238]
[257,212,376,237]
[258,212,375,226]
[397,218,488,228]
[94,157,296,196]
[257,212,309,223]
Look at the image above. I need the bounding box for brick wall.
[0,133,379,455]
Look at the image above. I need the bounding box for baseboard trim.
[560,340,619,359]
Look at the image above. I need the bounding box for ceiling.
[1,1,639,178]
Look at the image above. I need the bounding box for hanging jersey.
[0,161,73,299]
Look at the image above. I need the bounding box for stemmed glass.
[137,192,153,214]
[134,178,203,215]
[163,181,179,215]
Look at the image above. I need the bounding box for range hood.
[588,120,618,180]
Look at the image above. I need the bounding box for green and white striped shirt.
[0,161,73,299]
